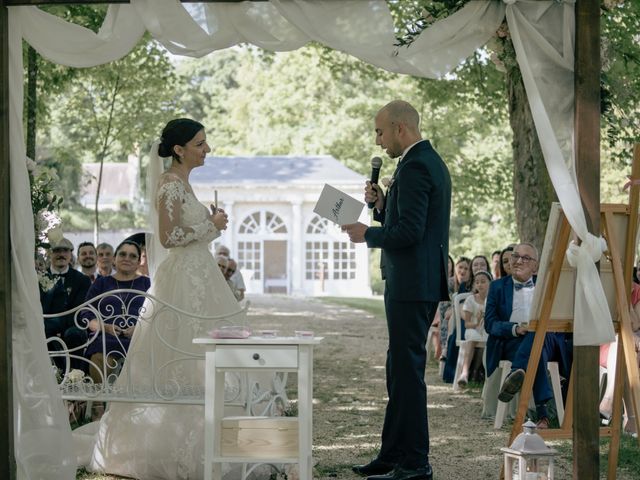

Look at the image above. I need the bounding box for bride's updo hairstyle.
[158,118,205,163]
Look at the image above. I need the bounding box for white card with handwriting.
[313,184,365,226]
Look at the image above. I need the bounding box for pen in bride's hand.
[214,190,218,213]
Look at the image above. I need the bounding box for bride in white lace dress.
[88,119,243,479]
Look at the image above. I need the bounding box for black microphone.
[368,156,383,209]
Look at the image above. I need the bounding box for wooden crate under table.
[221,416,298,458]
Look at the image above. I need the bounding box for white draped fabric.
[7,1,613,478]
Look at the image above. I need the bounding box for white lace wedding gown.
[87,172,244,479]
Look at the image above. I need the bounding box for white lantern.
[500,420,557,480]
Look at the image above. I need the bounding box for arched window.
[265,211,287,233]
[238,211,287,234]
[306,216,329,234]
[304,214,355,281]
[238,212,260,234]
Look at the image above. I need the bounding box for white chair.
[451,292,478,391]
[494,359,564,429]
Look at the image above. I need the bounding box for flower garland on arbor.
[27,156,65,290]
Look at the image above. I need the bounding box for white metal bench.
[45,289,288,418]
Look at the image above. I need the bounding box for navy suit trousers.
[506,332,572,405]
[379,291,438,469]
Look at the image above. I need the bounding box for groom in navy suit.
[343,100,451,480]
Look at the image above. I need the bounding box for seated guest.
[499,245,515,278]
[82,240,150,385]
[225,259,244,301]
[124,232,150,277]
[40,237,91,370]
[443,256,471,383]
[431,255,453,362]
[599,274,640,436]
[491,250,502,279]
[436,255,454,367]
[226,258,245,300]
[77,241,98,281]
[486,242,572,428]
[216,254,229,275]
[216,244,247,299]
[216,255,243,301]
[96,242,115,277]
[470,255,490,278]
[457,270,492,387]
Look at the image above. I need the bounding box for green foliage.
[175,44,515,259]
[23,5,108,136]
[33,2,640,262]
[601,1,640,163]
[60,206,146,232]
[28,159,63,251]
[392,0,468,47]
[52,35,178,163]
[553,434,640,478]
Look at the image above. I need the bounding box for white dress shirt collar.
[399,139,425,162]
[50,265,70,275]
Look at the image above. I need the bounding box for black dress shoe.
[352,458,396,476]
[498,368,525,402]
[367,465,433,480]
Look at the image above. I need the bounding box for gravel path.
[245,294,634,480]
[78,294,636,480]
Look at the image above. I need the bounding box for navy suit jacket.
[40,268,91,329]
[364,140,451,302]
[484,275,538,376]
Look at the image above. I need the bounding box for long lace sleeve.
[157,176,219,248]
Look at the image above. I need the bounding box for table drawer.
[216,345,298,369]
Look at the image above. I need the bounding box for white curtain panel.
[16,5,144,68]
[8,14,77,480]
[131,0,308,55]
[7,0,612,478]
[505,0,614,345]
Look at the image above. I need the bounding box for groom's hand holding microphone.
[342,157,384,243]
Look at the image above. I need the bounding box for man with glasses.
[216,244,246,300]
[225,259,244,301]
[485,242,572,429]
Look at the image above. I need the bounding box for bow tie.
[514,279,534,291]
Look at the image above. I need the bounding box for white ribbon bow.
[565,233,615,346]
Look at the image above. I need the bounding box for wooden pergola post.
[0,1,15,479]
[574,1,601,478]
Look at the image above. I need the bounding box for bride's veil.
[145,140,168,280]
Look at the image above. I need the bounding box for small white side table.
[193,336,323,480]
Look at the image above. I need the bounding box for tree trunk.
[506,66,557,250]
[26,46,37,160]
[94,154,104,245]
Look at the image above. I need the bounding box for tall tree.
[24,5,107,161]
[386,0,640,249]
[54,36,177,242]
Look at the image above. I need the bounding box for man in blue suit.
[485,242,572,428]
[343,100,451,480]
